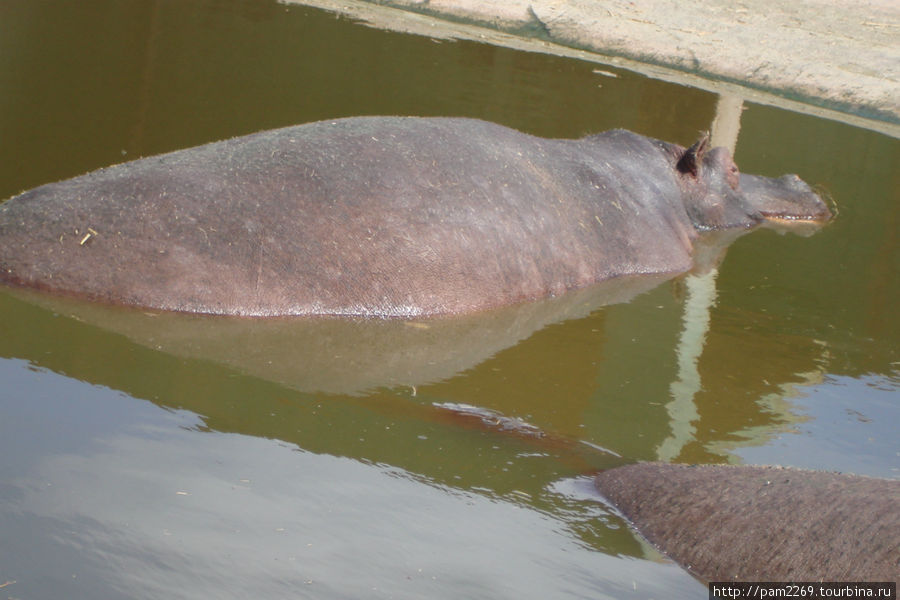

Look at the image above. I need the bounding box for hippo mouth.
[740,173,833,224]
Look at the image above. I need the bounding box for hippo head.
[674,133,831,231]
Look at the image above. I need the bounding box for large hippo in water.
[0,117,830,317]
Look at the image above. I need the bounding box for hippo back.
[0,117,697,316]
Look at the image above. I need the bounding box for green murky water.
[0,1,897,598]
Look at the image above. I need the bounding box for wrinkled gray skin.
[596,463,899,582]
[0,117,830,317]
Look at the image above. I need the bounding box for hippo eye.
[727,164,740,190]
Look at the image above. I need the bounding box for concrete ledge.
[286,0,900,138]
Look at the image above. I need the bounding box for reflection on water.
[658,269,718,462]
[4,272,671,397]
[0,0,897,598]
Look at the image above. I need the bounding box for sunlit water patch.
[0,358,702,600]
[729,373,899,479]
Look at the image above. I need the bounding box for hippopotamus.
[596,463,900,582]
[0,117,830,317]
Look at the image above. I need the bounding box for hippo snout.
[739,173,832,223]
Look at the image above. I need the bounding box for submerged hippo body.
[596,463,899,582]
[0,117,829,317]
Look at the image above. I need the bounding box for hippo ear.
[676,132,710,178]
